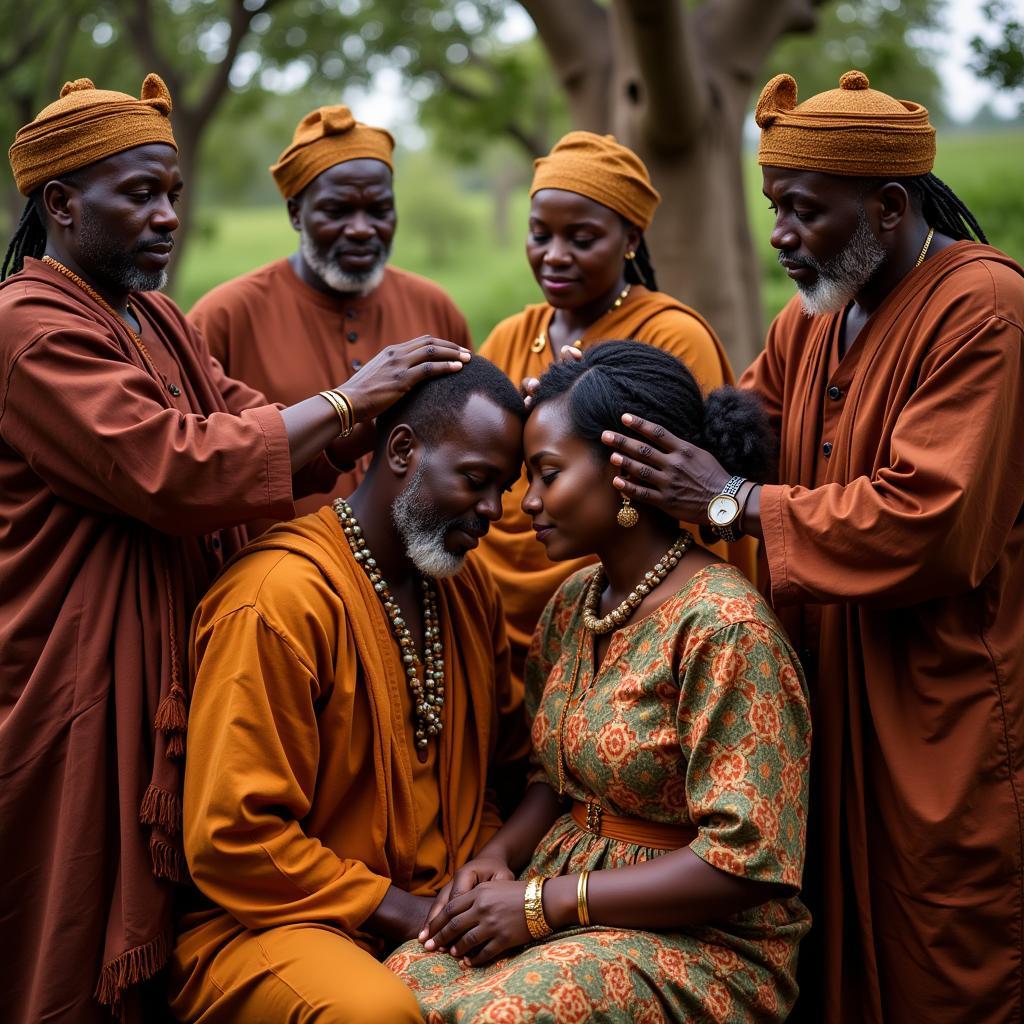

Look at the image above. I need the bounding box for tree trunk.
[521,0,824,373]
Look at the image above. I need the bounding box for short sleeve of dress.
[679,619,811,889]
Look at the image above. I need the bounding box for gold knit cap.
[270,105,395,199]
[756,70,935,177]
[530,131,661,230]
[8,75,177,197]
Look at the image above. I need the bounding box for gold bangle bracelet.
[524,876,553,941]
[576,870,591,927]
[318,389,353,437]
[318,389,345,429]
[335,388,356,426]
[332,388,355,437]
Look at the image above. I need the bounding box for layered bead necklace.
[530,283,632,354]
[333,498,445,751]
[582,531,693,634]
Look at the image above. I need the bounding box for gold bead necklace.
[333,498,445,750]
[582,531,693,634]
[914,227,935,269]
[41,255,182,396]
[530,283,632,354]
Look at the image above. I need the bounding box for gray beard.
[788,209,886,318]
[77,211,168,293]
[391,461,468,579]
[300,229,388,296]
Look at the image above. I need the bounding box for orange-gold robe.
[168,508,528,1021]
[190,259,472,522]
[741,242,1024,1024]
[478,285,755,685]
[0,258,340,1024]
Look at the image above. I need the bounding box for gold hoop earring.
[617,495,639,528]
[625,250,636,261]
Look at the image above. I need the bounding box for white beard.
[391,462,467,579]
[300,230,388,296]
[792,209,886,318]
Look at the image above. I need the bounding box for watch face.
[709,494,740,526]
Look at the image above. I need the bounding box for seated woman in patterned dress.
[386,341,812,1023]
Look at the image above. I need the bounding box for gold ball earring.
[617,495,639,528]
[625,250,636,261]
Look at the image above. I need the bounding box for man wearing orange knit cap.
[188,106,472,529]
[0,77,469,1024]
[602,71,1024,1023]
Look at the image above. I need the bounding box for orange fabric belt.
[571,801,697,851]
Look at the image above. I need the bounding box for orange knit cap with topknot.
[530,131,661,230]
[756,70,935,177]
[8,75,177,197]
[270,106,395,199]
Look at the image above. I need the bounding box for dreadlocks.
[1,171,89,282]
[624,234,660,292]
[865,172,988,245]
[909,173,988,244]
[1,197,47,281]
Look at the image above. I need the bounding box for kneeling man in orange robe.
[168,357,529,1023]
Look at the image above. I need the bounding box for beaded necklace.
[41,255,182,396]
[530,283,632,354]
[333,498,444,753]
[582,531,693,634]
[554,530,693,792]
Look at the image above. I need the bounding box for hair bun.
[701,387,775,483]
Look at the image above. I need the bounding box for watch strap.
[710,475,748,542]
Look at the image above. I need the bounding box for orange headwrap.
[8,75,177,197]
[530,131,661,231]
[270,106,395,199]
[756,70,935,177]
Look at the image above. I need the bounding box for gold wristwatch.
[707,475,747,542]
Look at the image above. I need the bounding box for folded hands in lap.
[418,856,528,966]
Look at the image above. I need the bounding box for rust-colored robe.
[190,259,472,521]
[741,242,1024,1023]
[0,258,337,1024]
[168,509,527,1019]
[478,286,755,685]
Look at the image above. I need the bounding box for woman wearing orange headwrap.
[476,131,753,688]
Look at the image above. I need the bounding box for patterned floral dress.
[387,563,812,1023]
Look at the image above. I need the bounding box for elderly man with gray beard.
[189,105,472,530]
[169,354,529,1024]
[599,71,1024,1024]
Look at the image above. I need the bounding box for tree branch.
[433,68,545,159]
[110,0,181,97]
[612,0,707,154]
[0,18,51,80]
[517,0,613,130]
[700,0,826,84]
[191,0,259,132]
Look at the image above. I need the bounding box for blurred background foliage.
[0,0,1021,345]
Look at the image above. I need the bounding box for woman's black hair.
[532,339,775,482]
[624,234,659,292]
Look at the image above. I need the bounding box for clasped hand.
[417,856,530,967]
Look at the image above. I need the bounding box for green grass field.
[178,131,1024,347]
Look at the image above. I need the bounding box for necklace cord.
[41,255,179,395]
